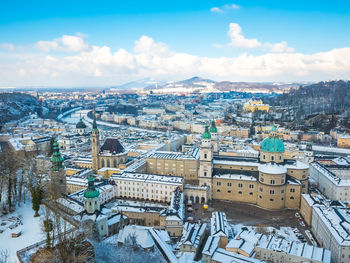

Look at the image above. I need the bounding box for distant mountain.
[112,78,166,90]
[176,76,216,85]
[0,93,41,124]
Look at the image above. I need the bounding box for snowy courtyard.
[0,203,45,262]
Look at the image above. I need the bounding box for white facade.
[111,172,183,202]
[312,206,350,263]
[310,162,350,201]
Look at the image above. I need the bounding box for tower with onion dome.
[49,138,66,199]
[84,175,100,214]
[76,114,87,135]
[209,119,219,153]
[199,125,213,195]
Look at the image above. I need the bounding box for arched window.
[107,159,110,167]
[101,159,105,167]
[114,159,117,167]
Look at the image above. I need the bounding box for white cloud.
[0,35,350,86]
[0,43,15,51]
[35,35,89,52]
[210,7,223,13]
[265,41,294,53]
[211,4,239,13]
[227,23,262,49]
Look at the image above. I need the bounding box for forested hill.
[265,80,350,118]
[0,93,41,124]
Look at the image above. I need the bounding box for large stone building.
[89,119,309,210]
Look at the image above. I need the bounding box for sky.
[0,0,350,87]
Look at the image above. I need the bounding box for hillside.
[266,81,350,116]
[0,93,41,124]
[264,80,350,132]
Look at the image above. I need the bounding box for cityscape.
[1,1,350,263]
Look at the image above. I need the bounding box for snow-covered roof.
[111,172,184,186]
[258,163,287,174]
[117,225,154,249]
[212,248,263,263]
[211,212,232,238]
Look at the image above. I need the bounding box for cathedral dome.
[260,136,284,153]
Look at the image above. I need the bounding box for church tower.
[198,125,213,198]
[91,111,100,172]
[84,175,100,214]
[50,138,66,199]
[209,120,219,153]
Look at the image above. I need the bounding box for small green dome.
[260,137,284,153]
[202,125,211,139]
[76,118,86,129]
[209,120,217,133]
[84,176,100,199]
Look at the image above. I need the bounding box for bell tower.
[49,138,66,199]
[209,120,219,153]
[84,175,100,214]
[198,125,213,198]
[91,110,100,172]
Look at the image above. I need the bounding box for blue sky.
[0,0,350,86]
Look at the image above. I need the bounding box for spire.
[209,119,218,133]
[202,125,211,139]
[50,138,64,171]
[92,107,97,130]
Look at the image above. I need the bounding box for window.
[259,187,263,192]
[279,156,282,160]
[259,195,262,199]
[249,192,253,195]
[249,184,254,188]
[270,180,275,185]
[263,155,266,159]
[290,196,294,199]
[217,181,221,186]
[228,182,232,187]
[290,188,295,193]
[271,156,274,161]
[270,198,274,202]
[281,189,284,193]
[227,190,231,193]
[238,183,243,188]
[270,190,275,194]
[238,191,242,195]
[204,172,207,177]
[261,178,264,182]
[217,189,221,192]
[204,153,207,159]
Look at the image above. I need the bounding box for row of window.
[216,182,254,188]
[216,189,254,195]
[258,196,295,200]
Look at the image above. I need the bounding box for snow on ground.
[0,203,45,263]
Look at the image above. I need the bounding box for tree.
[30,182,43,217]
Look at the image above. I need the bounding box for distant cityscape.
[0,78,350,263]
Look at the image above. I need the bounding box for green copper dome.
[50,139,64,171]
[260,136,284,153]
[209,120,218,133]
[76,117,86,129]
[202,125,211,139]
[84,176,100,199]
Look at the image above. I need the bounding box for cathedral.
[91,114,128,172]
[199,122,308,210]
